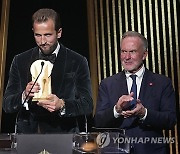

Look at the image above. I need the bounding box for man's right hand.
[115,92,134,113]
[23,81,40,99]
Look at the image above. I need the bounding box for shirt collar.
[125,65,145,78]
[53,42,60,57]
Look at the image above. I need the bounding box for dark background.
[1,0,90,133]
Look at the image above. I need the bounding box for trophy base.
[32,97,48,101]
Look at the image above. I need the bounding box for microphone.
[82,104,88,133]
[22,61,44,105]
[14,61,44,134]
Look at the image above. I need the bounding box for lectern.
[17,133,73,154]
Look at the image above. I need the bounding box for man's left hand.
[37,94,65,112]
[121,99,146,118]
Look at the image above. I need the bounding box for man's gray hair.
[121,31,148,51]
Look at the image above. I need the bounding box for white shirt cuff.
[113,105,121,118]
[59,108,65,115]
[140,108,147,121]
[22,92,29,110]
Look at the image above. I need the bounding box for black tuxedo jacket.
[3,44,93,133]
[94,69,176,154]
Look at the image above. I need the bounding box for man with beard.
[3,8,93,133]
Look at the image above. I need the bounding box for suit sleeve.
[3,56,24,113]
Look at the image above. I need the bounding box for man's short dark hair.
[32,8,61,31]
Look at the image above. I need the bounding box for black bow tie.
[39,53,56,63]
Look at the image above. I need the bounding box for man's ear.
[143,51,148,60]
[57,28,62,38]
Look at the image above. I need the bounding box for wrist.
[115,105,122,114]
[58,99,66,116]
[22,91,27,100]
[139,107,146,119]
[59,99,65,110]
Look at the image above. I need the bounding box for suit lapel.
[27,47,40,82]
[139,69,154,106]
[51,44,67,94]
[113,71,128,105]
[116,71,128,95]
